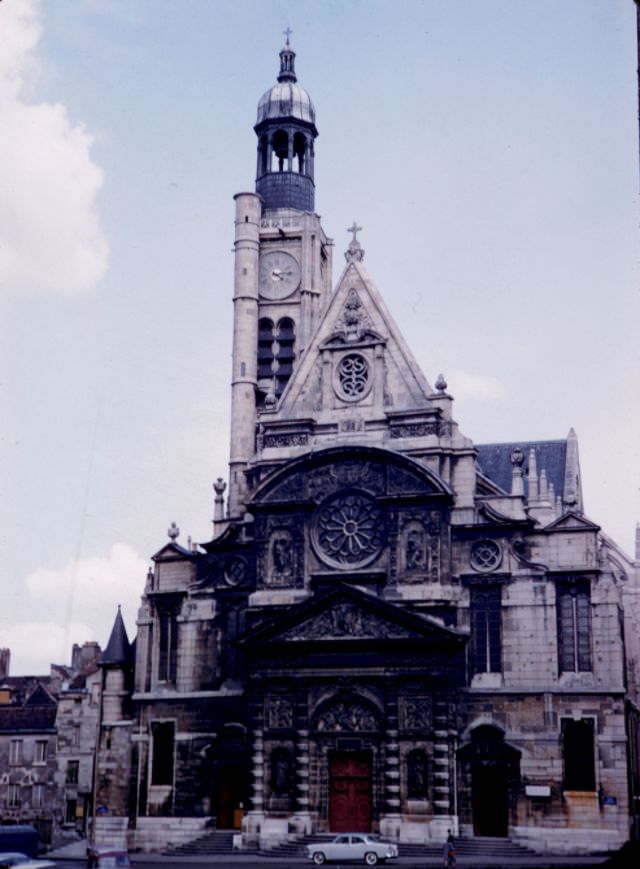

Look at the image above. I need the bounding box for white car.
[307,834,398,865]
[0,853,55,869]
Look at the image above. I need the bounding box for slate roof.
[101,607,131,666]
[475,439,568,501]
[0,681,57,733]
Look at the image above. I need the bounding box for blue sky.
[0,0,638,674]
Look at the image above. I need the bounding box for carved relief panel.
[256,515,304,588]
[399,695,432,732]
[392,510,443,584]
[265,695,295,730]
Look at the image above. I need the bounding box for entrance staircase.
[163,829,238,856]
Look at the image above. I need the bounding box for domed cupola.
[254,36,318,212]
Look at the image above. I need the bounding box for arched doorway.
[458,724,520,838]
[210,725,248,830]
[314,694,381,833]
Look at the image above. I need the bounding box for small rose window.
[335,353,370,401]
[470,539,502,572]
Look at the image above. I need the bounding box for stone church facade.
[94,41,640,854]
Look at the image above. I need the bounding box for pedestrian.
[442,831,456,868]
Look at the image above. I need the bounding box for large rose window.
[312,491,385,569]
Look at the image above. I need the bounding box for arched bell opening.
[275,317,295,396]
[257,134,269,176]
[293,131,307,174]
[271,129,289,172]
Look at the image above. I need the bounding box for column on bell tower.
[228,192,262,518]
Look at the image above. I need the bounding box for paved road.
[50,857,610,869]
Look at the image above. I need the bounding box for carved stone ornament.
[400,696,432,731]
[390,422,440,439]
[316,700,378,732]
[470,539,502,573]
[269,529,293,584]
[263,432,309,448]
[265,696,294,729]
[332,288,372,342]
[334,353,371,402]
[312,491,385,568]
[282,602,409,641]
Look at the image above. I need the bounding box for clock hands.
[270,268,293,281]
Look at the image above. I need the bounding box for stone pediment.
[545,511,600,532]
[240,584,465,647]
[281,601,416,641]
[270,260,435,420]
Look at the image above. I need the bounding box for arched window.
[406,749,428,799]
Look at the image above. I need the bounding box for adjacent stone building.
[93,41,640,854]
[0,643,102,847]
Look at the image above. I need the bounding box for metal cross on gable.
[283,26,293,44]
[347,221,362,243]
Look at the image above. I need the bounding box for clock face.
[259,250,301,300]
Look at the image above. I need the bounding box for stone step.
[163,830,237,856]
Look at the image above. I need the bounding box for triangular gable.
[273,260,435,419]
[151,541,195,562]
[25,683,56,707]
[239,583,465,646]
[544,511,600,532]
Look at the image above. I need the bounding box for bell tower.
[227,38,333,518]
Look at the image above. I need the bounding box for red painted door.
[329,752,372,832]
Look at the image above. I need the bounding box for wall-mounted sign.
[525,785,551,798]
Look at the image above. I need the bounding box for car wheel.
[312,853,326,865]
[364,853,379,866]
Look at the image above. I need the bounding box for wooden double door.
[329,751,372,832]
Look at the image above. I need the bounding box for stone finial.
[435,374,447,394]
[345,222,364,262]
[539,468,549,501]
[527,448,539,502]
[213,478,227,496]
[635,523,640,562]
[510,447,524,497]
[168,521,180,541]
[146,566,154,591]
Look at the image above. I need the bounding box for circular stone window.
[312,490,386,569]
[224,555,247,586]
[470,539,502,572]
[334,353,371,402]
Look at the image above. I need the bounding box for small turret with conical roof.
[100,606,132,722]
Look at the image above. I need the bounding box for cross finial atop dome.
[278,30,297,83]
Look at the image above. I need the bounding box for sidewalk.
[47,838,610,867]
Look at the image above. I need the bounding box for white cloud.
[0,620,94,675]
[447,370,506,402]
[25,542,146,617]
[0,0,108,296]
[1,543,146,675]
